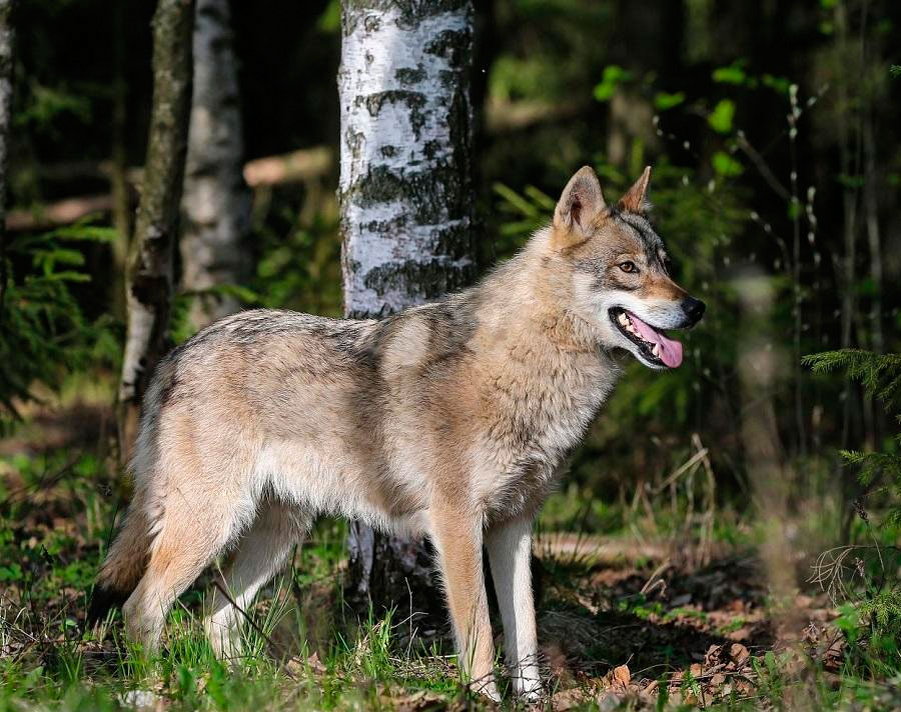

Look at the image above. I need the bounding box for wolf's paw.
[470,676,501,703]
[515,674,544,704]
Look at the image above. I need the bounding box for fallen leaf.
[729,643,750,666]
[612,664,631,687]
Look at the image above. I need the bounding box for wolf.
[90,166,704,700]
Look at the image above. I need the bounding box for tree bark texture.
[339,0,477,318]
[0,0,14,323]
[179,0,250,328]
[338,0,477,620]
[118,0,194,464]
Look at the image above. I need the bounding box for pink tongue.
[628,312,683,368]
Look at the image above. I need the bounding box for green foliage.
[316,0,341,33]
[707,99,736,134]
[712,61,748,85]
[491,181,555,251]
[253,212,343,316]
[169,283,262,344]
[0,221,118,432]
[489,0,613,104]
[15,82,92,133]
[491,55,558,103]
[592,64,632,102]
[712,61,791,95]
[804,350,901,403]
[805,350,901,527]
[654,91,686,110]
[805,349,901,647]
[712,150,744,176]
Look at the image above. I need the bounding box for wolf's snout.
[680,297,706,326]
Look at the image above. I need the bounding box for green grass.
[2,445,901,711]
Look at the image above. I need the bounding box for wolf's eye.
[618,261,637,274]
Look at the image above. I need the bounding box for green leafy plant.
[804,350,901,526]
[0,220,117,432]
[804,349,901,656]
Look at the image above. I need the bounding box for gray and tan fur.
[91,166,705,701]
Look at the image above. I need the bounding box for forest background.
[2,0,901,709]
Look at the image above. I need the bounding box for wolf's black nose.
[681,297,706,325]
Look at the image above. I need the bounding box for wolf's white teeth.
[652,344,660,357]
[618,313,628,326]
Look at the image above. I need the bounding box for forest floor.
[2,404,900,711]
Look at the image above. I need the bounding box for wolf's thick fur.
[93,167,703,700]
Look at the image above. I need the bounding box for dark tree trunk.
[118,0,194,464]
[0,0,14,325]
[110,0,130,320]
[338,0,478,628]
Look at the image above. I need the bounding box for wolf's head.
[550,165,705,369]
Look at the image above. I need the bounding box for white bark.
[180,0,250,327]
[339,0,476,319]
[338,0,477,611]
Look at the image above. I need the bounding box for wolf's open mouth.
[609,308,684,368]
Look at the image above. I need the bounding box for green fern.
[805,349,901,523]
[0,219,118,433]
[803,350,901,403]
[806,347,901,641]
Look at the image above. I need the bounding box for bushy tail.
[87,498,152,624]
[88,357,175,625]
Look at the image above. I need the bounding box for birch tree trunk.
[118,0,194,464]
[0,0,14,323]
[179,0,250,328]
[338,0,477,619]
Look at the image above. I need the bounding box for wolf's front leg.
[486,515,542,700]
[430,502,499,701]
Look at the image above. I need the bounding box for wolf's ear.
[552,166,607,250]
[617,166,652,214]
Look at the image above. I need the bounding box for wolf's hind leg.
[205,500,311,660]
[121,483,247,652]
